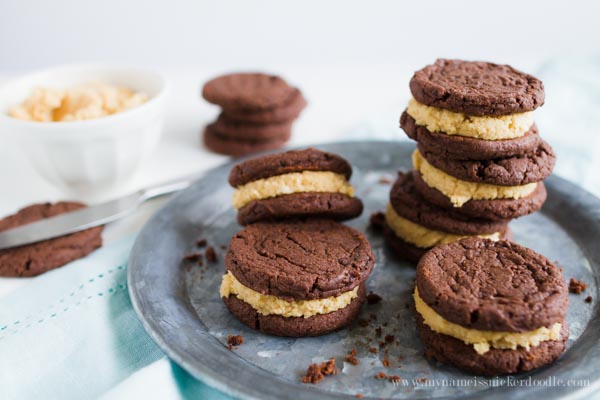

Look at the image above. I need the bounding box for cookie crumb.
[366,291,382,305]
[374,372,387,380]
[220,244,227,250]
[197,258,204,267]
[416,377,428,383]
[346,349,359,366]
[382,356,390,367]
[227,334,244,350]
[369,347,378,354]
[205,246,217,263]
[356,394,363,399]
[569,278,587,294]
[182,253,201,262]
[585,295,593,303]
[302,358,338,384]
[196,238,207,247]
[375,326,382,338]
[389,375,401,383]
[385,334,395,344]
[369,212,385,231]
[357,318,369,327]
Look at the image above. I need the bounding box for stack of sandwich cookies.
[415,238,569,376]
[402,59,555,221]
[220,219,375,336]
[384,171,510,263]
[202,72,306,157]
[229,148,363,225]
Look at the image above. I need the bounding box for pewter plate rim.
[128,141,600,400]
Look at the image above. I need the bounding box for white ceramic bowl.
[0,64,168,195]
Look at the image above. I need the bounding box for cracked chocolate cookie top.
[228,148,353,187]
[416,238,568,332]
[202,72,298,111]
[225,219,375,301]
[409,59,545,116]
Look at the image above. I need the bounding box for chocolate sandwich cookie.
[229,148,363,224]
[212,113,293,140]
[0,202,103,277]
[409,59,545,116]
[412,170,547,221]
[220,219,375,336]
[415,238,569,375]
[400,111,543,160]
[384,172,510,263]
[203,123,291,157]
[417,140,556,186]
[222,89,307,124]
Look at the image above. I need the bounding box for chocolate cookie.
[237,192,363,225]
[413,171,547,221]
[221,220,375,336]
[226,220,374,300]
[0,202,103,277]
[223,284,366,337]
[415,238,569,375]
[212,113,293,140]
[409,59,545,116]
[203,123,290,157]
[417,141,555,186]
[390,171,508,235]
[202,72,297,111]
[222,89,307,124]
[416,238,568,332]
[417,314,569,376]
[400,112,542,160]
[229,148,352,187]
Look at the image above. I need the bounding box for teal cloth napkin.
[0,236,229,400]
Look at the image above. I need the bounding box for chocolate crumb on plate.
[182,253,201,262]
[366,291,382,305]
[389,375,402,383]
[569,278,588,294]
[374,372,388,380]
[227,334,244,350]
[196,238,207,247]
[301,358,338,384]
[205,246,217,262]
[585,296,593,303]
[346,349,359,366]
[369,211,385,231]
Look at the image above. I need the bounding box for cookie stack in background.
[201,72,306,157]
[220,148,375,337]
[385,59,556,262]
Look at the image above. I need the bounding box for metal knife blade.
[0,174,195,250]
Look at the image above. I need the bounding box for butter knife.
[0,174,197,250]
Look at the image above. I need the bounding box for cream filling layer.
[220,271,359,318]
[414,288,562,355]
[232,171,355,209]
[406,97,534,140]
[385,203,500,248]
[412,150,537,207]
